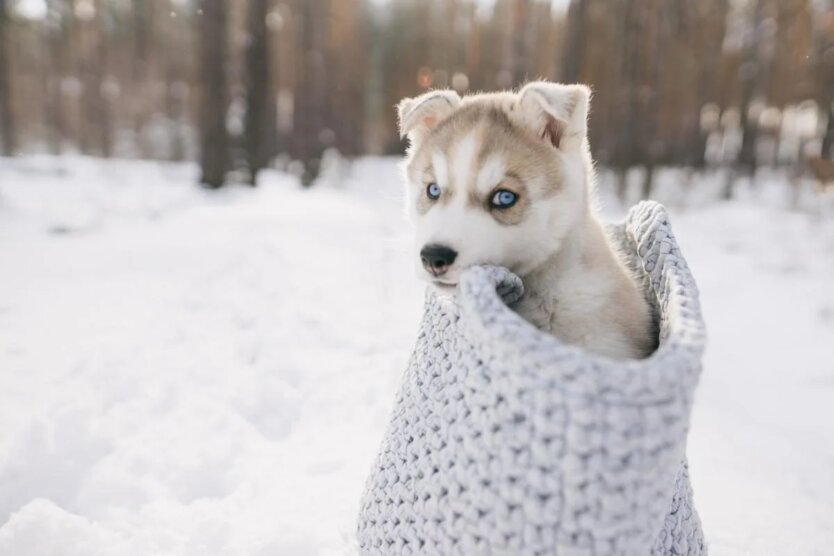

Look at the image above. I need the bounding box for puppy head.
[397,82,592,288]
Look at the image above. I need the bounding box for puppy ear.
[517,82,590,151]
[397,90,461,145]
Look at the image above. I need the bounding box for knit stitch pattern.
[357,201,707,555]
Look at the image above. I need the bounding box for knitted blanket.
[357,201,707,555]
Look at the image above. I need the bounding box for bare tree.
[815,2,834,158]
[823,101,834,159]
[244,0,273,185]
[614,0,646,197]
[328,0,367,156]
[0,0,16,156]
[198,0,230,188]
[465,2,481,89]
[291,0,329,186]
[74,0,110,156]
[689,0,728,168]
[560,0,588,83]
[506,0,532,85]
[131,0,156,157]
[162,0,189,162]
[737,0,770,175]
[44,0,72,154]
[641,0,670,199]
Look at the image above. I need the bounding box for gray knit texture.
[358,201,707,555]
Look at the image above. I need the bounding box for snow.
[1,155,833,555]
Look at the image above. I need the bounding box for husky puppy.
[397,82,656,360]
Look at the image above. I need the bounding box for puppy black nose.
[420,244,458,276]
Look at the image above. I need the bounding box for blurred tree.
[161,1,190,162]
[75,0,111,157]
[44,0,70,154]
[465,2,480,88]
[244,0,273,185]
[737,0,769,175]
[614,0,647,196]
[560,0,587,83]
[641,0,670,199]
[0,0,16,156]
[688,0,728,168]
[291,0,328,185]
[131,0,156,157]
[198,0,230,188]
[506,0,531,84]
[816,6,834,158]
[324,0,365,157]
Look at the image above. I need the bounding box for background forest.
[1,0,833,191]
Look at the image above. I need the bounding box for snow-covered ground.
[0,156,832,555]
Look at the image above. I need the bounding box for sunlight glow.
[14,0,47,19]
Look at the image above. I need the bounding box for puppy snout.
[420,244,458,277]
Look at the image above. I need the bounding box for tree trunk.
[689,0,728,168]
[244,0,271,186]
[95,0,111,158]
[0,0,16,156]
[131,0,154,157]
[617,0,645,198]
[737,0,768,176]
[45,0,70,154]
[465,3,480,89]
[76,0,108,156]
[292,0,328,186]
[816,6,834,159]
[164,66,187,163]
[198,0,230,188]
[161,0,187,162]
[823,104,834,159]
[560,0,588,84]
[506,0,531,86]
[641,0,668,200]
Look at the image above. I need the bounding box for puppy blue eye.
[491,189,518,208]
[427,183,441,200]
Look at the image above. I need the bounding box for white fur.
[452,134,478,190]
[476,156,506,195]
[431,150,449,189]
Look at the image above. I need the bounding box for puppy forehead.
[431,151,448,186]
[476,154,506,193]
[409,127,483,185]
[450,132,479,188]
[407,104,529,185]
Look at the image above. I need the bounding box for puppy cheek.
[507,223,550,272]
[483,228,522,270]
